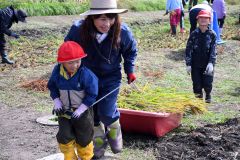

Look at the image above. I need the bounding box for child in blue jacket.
[47,41,98,160]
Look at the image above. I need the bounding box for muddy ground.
[125,118,240,160]
[0,9,240,160]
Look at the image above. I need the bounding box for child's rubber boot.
[59,140,78,160]
[107,119,123,154]
[76,141,94,160]
[93,123,108,159]
[171,25,177,35]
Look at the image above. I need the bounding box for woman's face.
[197,17,210,26]
[93,14,116,33]
[62,59,81,74]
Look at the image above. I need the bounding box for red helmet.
[197,10,211,19]
[57,41,87,63]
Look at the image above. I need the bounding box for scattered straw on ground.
[20,79,48,92]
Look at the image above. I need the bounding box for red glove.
[127,73,136,84]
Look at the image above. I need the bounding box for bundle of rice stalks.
[118,84,207,115]
[20,79,48,92]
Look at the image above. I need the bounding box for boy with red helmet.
[48,41,98,160]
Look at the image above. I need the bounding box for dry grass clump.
[20,79,48,92]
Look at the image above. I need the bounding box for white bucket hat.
[80,0,128,16]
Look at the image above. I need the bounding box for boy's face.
[197,17,210,26]
[62,59,81,74]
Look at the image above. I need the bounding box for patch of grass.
[214,79,240,104]
[119,0,166,11]
[161,67,191,90]
[182,109,239,130]
[1,0,166,15]
[226,0,239,5]
[0,0,89,16]
[7,34,62,66]
[131,22,189,51]
[120,147,156,160]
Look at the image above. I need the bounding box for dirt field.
[0,8,240,160]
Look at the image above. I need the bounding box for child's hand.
[52,98,64,116]
[205,63,214,75]
[170,11,176,16]
[72,104,88,118]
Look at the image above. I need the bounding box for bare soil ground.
[124,118,240,160]
[0,9,240,160]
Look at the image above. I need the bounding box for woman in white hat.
[65,0,138,159]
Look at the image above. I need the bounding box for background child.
[189,1,213,33]
[212,0,226,36]
[0,6,27,64]
[180,1,185,33]
[185,10,217,103]
[47,41,98,160]
[165,0,184,35]
[188,0,198,11]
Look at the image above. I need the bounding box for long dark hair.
[79,13,121,49]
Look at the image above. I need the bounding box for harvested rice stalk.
[118,84,207,114]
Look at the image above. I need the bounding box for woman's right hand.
[127,73,136,84]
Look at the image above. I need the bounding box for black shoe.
[2,58,14,64]
[205,95,211,103]
[195,93,203,99]
[1,51,14,64]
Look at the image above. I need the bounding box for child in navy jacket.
[185,10,216,103]
[47,41,98,160]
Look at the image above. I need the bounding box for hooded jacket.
[0,6,18,36]
[47,64,98,110]
[185,28,217,68]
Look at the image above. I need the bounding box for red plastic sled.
[119,108,182,137]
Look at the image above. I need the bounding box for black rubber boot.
[205,94,211,103]
[171,25,177,36]
[1,51,14,64]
